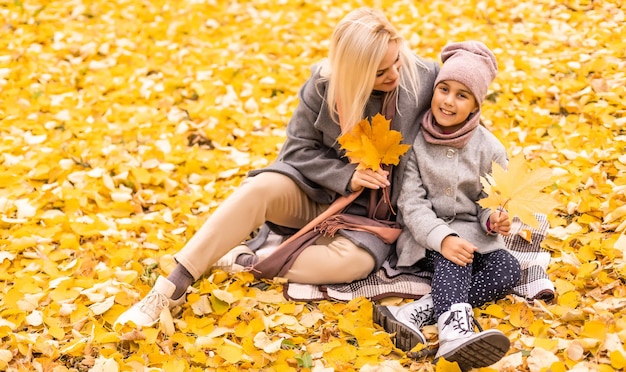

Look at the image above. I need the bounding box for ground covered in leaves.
[1,0,625,371]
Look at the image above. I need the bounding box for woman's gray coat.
[248,56,439,269]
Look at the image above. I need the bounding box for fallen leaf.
[479,154,560,227]
[518,229,533,243]
[160,308,175,337]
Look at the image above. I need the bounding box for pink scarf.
[420,109,480,149]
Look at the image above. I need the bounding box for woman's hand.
[441,235,478,266]
[489,211,511,236]
[350,168,390,192]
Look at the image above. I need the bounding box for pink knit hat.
[434,41,497,107]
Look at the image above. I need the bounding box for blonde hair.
[322,8,424,133]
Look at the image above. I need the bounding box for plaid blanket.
[254,214,555,303]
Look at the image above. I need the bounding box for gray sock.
[167,264,194,300]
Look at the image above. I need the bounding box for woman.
[116,7,439,328]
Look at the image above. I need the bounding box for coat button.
[445,187,453,196]
[446,149,455,158]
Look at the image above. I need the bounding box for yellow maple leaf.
[216,341,244,364]
[478,154,560,228]
[610,350,626,369]
[435,357,462,371]
[506,302,535,328]
[338,113,410,171]
[581,320,607,342]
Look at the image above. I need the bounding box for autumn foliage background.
[1,0,625,371]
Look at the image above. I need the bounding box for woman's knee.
[287,237,376,284]
[329,237,375,281]
[240,172,297,198]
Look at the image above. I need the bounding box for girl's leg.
[425,250,472,318]
[174,172,327,280]
[425,249,522,315]
[427,250,515,369]
[375,249,519,363]
[283,235,375,285]
[467,249,521,307]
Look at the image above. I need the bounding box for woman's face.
[373,41,402,92]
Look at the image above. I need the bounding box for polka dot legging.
[423,249,522,319]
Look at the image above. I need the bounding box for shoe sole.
[435,330,510,371]
[373,305,426,351]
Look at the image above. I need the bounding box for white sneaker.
[373,294,434,351]
[115,276,186,328]
[213,245,255,272]
[435,303,510,370]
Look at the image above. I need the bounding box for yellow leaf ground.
[1,0,625,371]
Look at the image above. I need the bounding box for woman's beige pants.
[174,172,375,285]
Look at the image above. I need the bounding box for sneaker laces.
[409,302,435,329]
[465,306,485,332]
[138,289,170,320]
[442,307,476,336]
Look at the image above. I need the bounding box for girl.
[375,41,521,370]
[116,8,439,328]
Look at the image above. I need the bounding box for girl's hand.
[489,211,511,236]
[441,235,478,266]
[350,168,390,192]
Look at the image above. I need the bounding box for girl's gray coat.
[248,56,439,269]
[395,125,508,267]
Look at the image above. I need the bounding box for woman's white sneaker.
[115,276,186,328]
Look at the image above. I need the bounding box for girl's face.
[373,41,402,92]
[431,80,478,133]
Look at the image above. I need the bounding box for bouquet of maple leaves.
[338,113,410,171]
[337,113,409,213]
